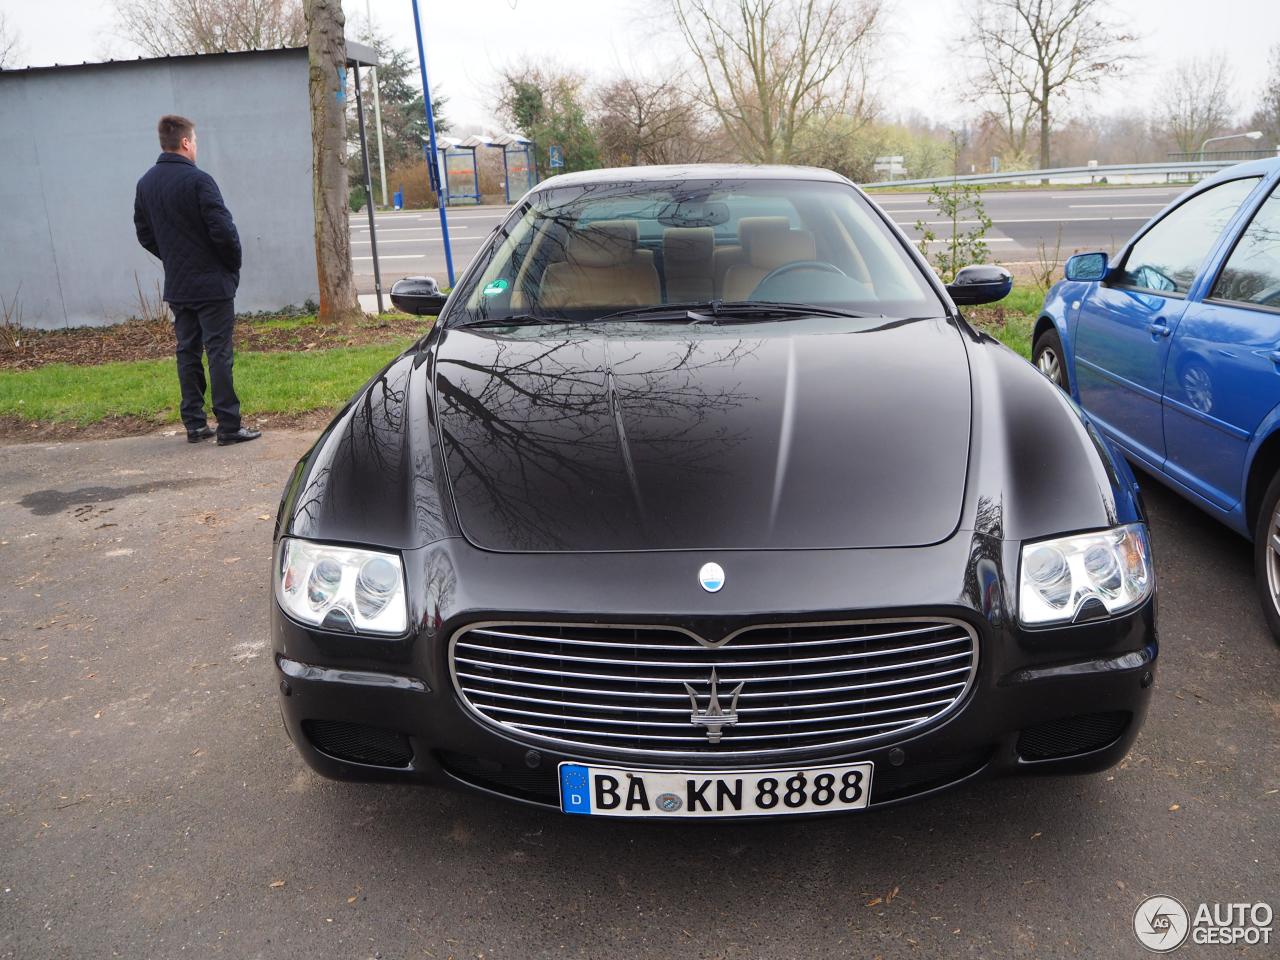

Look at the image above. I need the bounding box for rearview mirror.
[946,265,1012,306]
[1064,252,1108,282]
[390,276,449,316]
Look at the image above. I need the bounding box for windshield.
[452,177,946,324]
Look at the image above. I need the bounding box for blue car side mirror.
[1064,252,1108,282]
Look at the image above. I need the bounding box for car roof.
[1199,156,1280,187]
[533,163,852,191]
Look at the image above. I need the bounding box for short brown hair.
[157,115,195,151]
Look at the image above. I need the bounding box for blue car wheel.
[1033,326,1069,392]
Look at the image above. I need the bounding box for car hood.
[431,317,972,552]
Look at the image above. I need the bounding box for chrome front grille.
[450,618,978,757]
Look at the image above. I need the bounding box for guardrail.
[861,159,1245,190]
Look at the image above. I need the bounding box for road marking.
[1068,203,1167,209]
[898,216,1149,227]
[918,237,1016,243]
[351,226,472,233]
[1049,191,1179,199]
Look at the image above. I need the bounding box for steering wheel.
[750,260,848,299]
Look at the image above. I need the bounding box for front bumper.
[271,536,1158,814]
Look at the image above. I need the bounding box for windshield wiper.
[595,300,879,325]
[458,313,569,329]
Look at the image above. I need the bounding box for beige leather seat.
[539,220,660,309]
[712,245,746,298]
[662,227,715,302]
[721,216,817,301]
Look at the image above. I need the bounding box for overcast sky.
[2,0,1276,135]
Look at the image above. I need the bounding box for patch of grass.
[967,283,1045,360]
[250,314,317,332]
[0,339,416,424]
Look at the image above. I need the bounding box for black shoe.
[216,427,262,446]
[187,426,216,443]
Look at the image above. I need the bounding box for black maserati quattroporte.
[271,165,1157,819]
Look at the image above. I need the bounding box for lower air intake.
[1017,711,1130,760]
[303,719,413,768]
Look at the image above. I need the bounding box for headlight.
[1018,524,1153,626]
[276,537,408,635]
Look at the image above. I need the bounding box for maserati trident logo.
[683,667,743,744]
[698,562,725,593]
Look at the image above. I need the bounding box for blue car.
[1034,158,1280,641]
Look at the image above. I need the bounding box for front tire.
[1033,326,1070,392]
[1252,469,1280,646]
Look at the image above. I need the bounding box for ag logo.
[1133,895,1190,952]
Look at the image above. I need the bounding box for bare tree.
[305,0,359,321]
[962,9,1039,166]
[0,12,23,69]
[112,0,305,57]
[592,73,709,166]
[964,0,1137,170]
[1161,54,1234,156]
[1249,44,1280,147]
[668,0,883,164]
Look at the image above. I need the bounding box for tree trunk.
[1038,75,1051,173]
[305,0,360,323]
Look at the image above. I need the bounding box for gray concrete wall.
[0,50,318,329]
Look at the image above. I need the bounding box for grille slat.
[456,664,973,700]
[456,635,969,668]
[452,619,978,758]
[468,623,948,651]
[476,691,962,721]
[454,650,972,685]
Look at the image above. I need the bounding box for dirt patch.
[0,312,434,371]
[0,409,337,445]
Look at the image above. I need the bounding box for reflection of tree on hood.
[436,335,762,550]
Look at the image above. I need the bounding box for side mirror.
[390,276,449,316]
[1064,252,1108,282]
[946,264,1012,306]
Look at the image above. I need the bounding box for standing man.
[134,115,260,446]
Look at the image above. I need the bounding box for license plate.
[558,760,873,818]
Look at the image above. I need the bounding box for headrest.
[663,227,715,275]
[566,220,640,268]
[738,216,816,268]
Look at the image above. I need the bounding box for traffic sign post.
[409,0,455,286]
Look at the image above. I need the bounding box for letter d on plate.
[559,763,592,814]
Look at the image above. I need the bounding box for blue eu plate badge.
[560,763,592,814]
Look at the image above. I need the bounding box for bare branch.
[111,0,305,57]
[667,0,883,164]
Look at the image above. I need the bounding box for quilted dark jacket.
[134,153,241,303]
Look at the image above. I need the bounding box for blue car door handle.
[1146,320,1172,338]
[1269,349,1280,367]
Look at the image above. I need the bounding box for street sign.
[873,155,906,179]
[549,144,565,169]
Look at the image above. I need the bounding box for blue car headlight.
[275,537,408,635]
[1018,523,1153,626]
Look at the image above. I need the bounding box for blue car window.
[1210,182,1280,309]
[1117,177,1261,296]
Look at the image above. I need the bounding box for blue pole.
[410,0,454,286]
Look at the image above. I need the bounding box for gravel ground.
[0,430,1276,959]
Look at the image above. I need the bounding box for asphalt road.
[1,429,1277,958]
[352,185,1188,294]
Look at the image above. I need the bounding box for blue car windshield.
[454,178,945,323]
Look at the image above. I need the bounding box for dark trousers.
[171,299,240,433]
